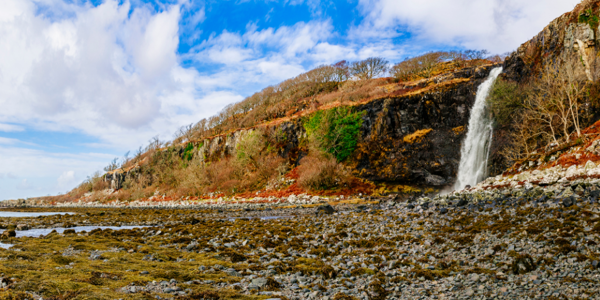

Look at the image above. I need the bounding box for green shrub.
[304,107,365,161]
[182,143,194,161]
[579,9,599,29]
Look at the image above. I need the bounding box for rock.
[16,224,29,231]
[225,268,240,277]
[562,197,574,207]
[2,230,16,238]
[465,288,474,296]
[561,187,575,198]
[425,174,446,186]
[439,207,448,214]
[316,205,335,215]
[251,277,268,288]
[185,242,198,251]
[457,199,468,207]
[89,251,103,260]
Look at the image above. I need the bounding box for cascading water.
[454,67,503,190]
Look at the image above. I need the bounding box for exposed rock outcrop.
[110,64,498,189]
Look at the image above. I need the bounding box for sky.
[0,0,582,200]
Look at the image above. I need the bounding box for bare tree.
[350,57,389,80]
[104,158,119,172]
[390,51,456,81]
[559,55,588,136]
[332,60,350,82]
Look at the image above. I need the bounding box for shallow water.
[0,212,74,218]
[0,225,147,249]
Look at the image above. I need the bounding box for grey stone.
[251,277,268,288]
[426,174,447,186]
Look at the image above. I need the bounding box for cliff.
[503,1,599,82]
[105,64,498,192]
[488,1,600,176]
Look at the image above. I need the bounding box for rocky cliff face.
[491,1,600,176]
[351,66,498,186]
[105,65,498,189]
[503,2,599,82]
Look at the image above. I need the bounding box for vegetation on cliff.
[51,51,496,204]
[485,0,600,174]
[491,49,600,165]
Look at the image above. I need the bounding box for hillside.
[490,0,600,174]
[29,56,497,206]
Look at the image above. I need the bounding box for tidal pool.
[0,225,148,249]
[0,212,74,218]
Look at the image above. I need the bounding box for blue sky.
[0,0,582,200]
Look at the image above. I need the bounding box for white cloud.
[190,20,404,91]
[0,0,238,151]
[0,137,21,145]
[356,0,581,53]
[57,170,76,189]
[0,123,24,132]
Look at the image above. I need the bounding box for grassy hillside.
[48,52,496,204]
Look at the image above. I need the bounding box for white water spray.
[454,67,503,190]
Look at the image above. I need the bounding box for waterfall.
[454,67,503,190]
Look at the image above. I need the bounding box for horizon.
[0,0,582,200]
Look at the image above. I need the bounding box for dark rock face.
[108,65,497,189]
[350,65,498,185]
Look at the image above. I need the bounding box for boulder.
[251,277,268,288]
[425,174,446,186]
[316,204,335,215]
[1,230,15,239]
[16,224,29,231]
[562,197,574,208]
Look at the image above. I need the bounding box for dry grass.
[297,154,351,191]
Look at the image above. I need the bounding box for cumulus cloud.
[189,20,405,92]
[0,0,241,151]
[356,0,581,53]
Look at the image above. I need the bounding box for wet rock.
[2,230,16,238]
[16,224,29,231]
[562,197,574,207]
[425,174,447,186]
[316,205,335,215]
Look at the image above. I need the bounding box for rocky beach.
[1,177,600,300]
